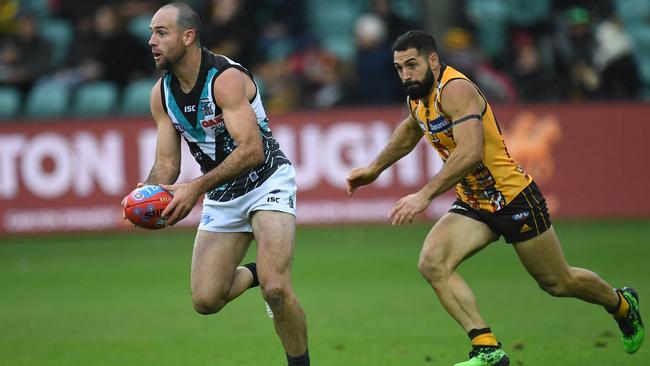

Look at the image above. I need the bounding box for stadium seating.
[466,0,508,58]
[24,83,70,119]
[306,0,421,61]
[306,0,365,60]
[3,0,647,120]
[616,0,650,27]
[21,0,50,17]
[0,87,21,120]
[626,24,650,98]
[72,81,119,117]
[391,0,420,22]
[38,18,73,67]
[128,14,154,45]
[121,78,156,115]
[507,0,550,27]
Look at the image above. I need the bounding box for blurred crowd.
[453,0,645,103]
[0,0,647,120]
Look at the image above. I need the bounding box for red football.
[122,185,173,229]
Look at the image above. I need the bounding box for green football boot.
[616,287,645,354]
[454,344,510,366]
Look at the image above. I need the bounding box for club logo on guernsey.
[200,98,214,116]
[427,116,452,134]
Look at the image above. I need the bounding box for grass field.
[1,220,648,366]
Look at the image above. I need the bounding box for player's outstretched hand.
[346,167,379,195]
[159,182,201,226]
[389,191,431,225]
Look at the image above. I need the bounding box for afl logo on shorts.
[512,211,530,221]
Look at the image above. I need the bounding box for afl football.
[123,185,173,229]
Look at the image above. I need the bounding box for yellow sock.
[472,332,499,347]
[614,291,630,320]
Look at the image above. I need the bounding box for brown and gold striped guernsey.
[408,65,531,212]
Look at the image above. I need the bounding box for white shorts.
[198,164,296,232]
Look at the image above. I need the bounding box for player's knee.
[192,293,228,315]
[418,252,450,285]
[262,284,289,312]
[537,278,573,297]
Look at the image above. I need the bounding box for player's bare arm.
[122,79,181,220]
[144,78,182,186]
[161,68,264,225]
[346,114,423,195]
[390,79,484,225]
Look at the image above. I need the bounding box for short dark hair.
[163,2,201,44]
[391,30,438,57]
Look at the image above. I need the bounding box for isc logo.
[184,105,196,112]
[267,197,280,203]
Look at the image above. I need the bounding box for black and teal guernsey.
[160,47,290,202]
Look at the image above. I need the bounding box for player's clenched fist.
[346,167,380,195]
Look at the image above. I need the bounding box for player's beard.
[157,47,187,71]
[157,55,172,70]
[404,67,435,100]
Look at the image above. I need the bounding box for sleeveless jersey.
[408,65,531,212]
[161,47,290,202]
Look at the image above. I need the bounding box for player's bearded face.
[160,48,184,70]
[404,65,435,100]
[155,37,186,70]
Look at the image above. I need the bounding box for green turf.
[1,220,648,366]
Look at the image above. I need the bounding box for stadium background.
[1,0,649,365]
